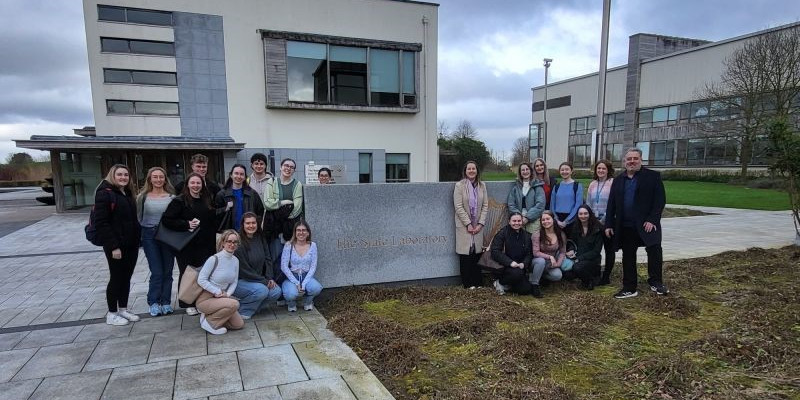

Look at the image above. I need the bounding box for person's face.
[231,167,246,185]
[150,170,165,189]
[251,160,266,175]
[281,161,296,178]
[577,208,590,224]
[541,213,554,229]
[625,151,642,173]
[520,164,531,180]
[223,234,239,253]
[192,162,208,177]
[113,168,129,188]
[509,214,524,230]
[559,165,572,179]
[534,161,545,175]
[465,163,478,180]
[318,171,331,184]
[595,163,608,179]
[243,217,258,236]
[295,224,309,242]
[188,176,203,196]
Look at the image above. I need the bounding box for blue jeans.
[142,226,175,306]
[281,274,323,307]
[233,279,282,317]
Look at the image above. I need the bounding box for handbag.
[178,255,218,304]
[155,222,199,252]
[477,232,504,272]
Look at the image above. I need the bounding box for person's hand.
[558,221,566,228]
[566,250,575,258]
[226,201,233,211]
[214,291,228,298]
[112,249,122,259]
[473,224,483,234]
[605,228,614,238]
[280,199,293,205]
[549,255,556,266]
[643,221,657,233]
[522,217,529,224]
[466,224,475,234]
[267,280,277,289]
[296,284,305,294]
[188,219,200,230]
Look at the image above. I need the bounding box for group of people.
[92,153,324,335]
[454,147,669,299]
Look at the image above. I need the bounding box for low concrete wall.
[305,181,513,288]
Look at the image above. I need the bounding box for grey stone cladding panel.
[174,12,229,138]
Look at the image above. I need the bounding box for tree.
[5,152,34,165]
[698,26,800,175]
[767,117,800,245]
[438,136,491,181]
[437,120,450,139]
[510,137,528,167]
[451,119,478,140]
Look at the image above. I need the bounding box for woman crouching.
[490,212,534,296]
[196,229,245,335]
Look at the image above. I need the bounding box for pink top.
[532,231,566,267]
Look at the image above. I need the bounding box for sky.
[2,0,800,163]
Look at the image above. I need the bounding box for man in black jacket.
[175,153,221,197]
[604,148,669,298]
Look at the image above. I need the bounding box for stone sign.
[304,181,513,287]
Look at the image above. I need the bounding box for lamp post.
[542,58,553,161]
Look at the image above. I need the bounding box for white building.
[17,0,439,211]
[531,22,799,169]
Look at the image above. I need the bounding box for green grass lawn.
[481,172,790,210]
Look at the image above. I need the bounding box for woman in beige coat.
[453,161,489,288]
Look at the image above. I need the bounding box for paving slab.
[293,339,371,379]
[84,333,154,371]
[0,309,22,328]
[13,325,81,350]
[28,369,111,400]
[29,305,67,325]
[3,306,45,328]
[208,386,281,400]
[0,378,42,400]
[343,373,396,400]
[207,321,262,354]
[278,376,357,400]
[0,348,37,383]
[173,352,242,400]
[300,313,338,341]
[237,345,307,389]
[101,360,176,400]
[75,322,133,342]
[255,318,315,347]
[130,314,184,335]
[148,329,207,363]
[0,331,29,351]
[13,340,98,381]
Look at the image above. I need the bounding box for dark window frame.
[100,37,175,56]
[106,100,180,116]
[385,153,410,183]
[103,68,177,86]
[97,5,173,26]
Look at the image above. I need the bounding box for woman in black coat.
[490,212,534,296]
[214,164,264,232]
[566,205,604,290]
[94,164,141,326]
[162,172,217,315]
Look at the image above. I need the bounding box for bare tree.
[451,119,478,139]
[698,26,800,175]
[510,137,528,167]
[437,120,450,139]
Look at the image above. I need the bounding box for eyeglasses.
[225,240,239,245]
[282,164,296,170]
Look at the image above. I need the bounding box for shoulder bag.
[477,231,504,272]
[155,222,199,253]
[178,255,218,304]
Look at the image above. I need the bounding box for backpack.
[85,188,116,246]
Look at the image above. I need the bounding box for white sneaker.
[106,312,129,326]
[117,309,140,322]
[185,307,199,316]
[493,280,506,295]
[200,315,227,335]
[287,304,297,312]
[240,314,251,320]
[303,303,314,311]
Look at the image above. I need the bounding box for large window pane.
[101,38,129,53]
[107,100,134,114]
[98,5,126,22]
[126,9,172,25]
[576,117,586,131]
[690,102,709,120]
[688,139,705,165]
[131,70,177,85]
[130,40,174,56]
[104,69,131,83]
[330,46,367,105]
[668,105,678,121]
[653,107,668,123]
[587,116,596,131]
[386,153,410,183]
[402,51,415,94]
[359,153,372,183]
[370,49,400,106]
[135,101,179,115]
[287,42,327,102]
[706,137,726,164]
[638,109,653,128]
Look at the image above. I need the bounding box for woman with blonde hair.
[280,220,323,312]
[136,167,176,316]
[196,229,245,335]
[453,160,489,289]
[95,164,141,326]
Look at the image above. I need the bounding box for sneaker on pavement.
[118,309,140,322]
[304,303,314,311]
[185,307,199,316]
[240,314,251,320]
[200,315,227,335]
[493,280,506,295]
[288,304,297,312]
[650,284,670,295]
[149,304,162,317]
[161,304,174,314]
[614,289,638,299]
[106,312,129,326]
[530,285,543,298]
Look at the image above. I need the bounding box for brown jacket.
[453,179,489,255]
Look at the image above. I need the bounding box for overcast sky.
[2,0,800,162]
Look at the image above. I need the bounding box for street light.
[542,58,553,161]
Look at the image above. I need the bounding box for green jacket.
[262,177,304,219]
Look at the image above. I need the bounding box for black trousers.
[601,234,616,279]
[499,266,531,295]
[573,260,601,285]
[621,227,663,291]
[459,253,483,288]
[104,245,138,312]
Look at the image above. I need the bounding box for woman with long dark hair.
[566,205,604,290]
[453,160,489,289]
[233,212,281,319]
[162,172,217,316]
[531,211,573,291]
[95,164,141,326]
[215,164,264,231]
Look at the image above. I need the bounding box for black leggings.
[104,246,138,312]
[459,253,483,288]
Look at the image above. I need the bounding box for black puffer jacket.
[490,224,533,268]
[94,180,141,252]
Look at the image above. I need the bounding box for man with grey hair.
[604,147,668,298]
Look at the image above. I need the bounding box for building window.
[359,153,372,183]
[106,100,179,116]
[98,5,173,26]
[603,112,625,131]
[101,38,174,56]
[602,143,623,163]
[568,145,591,168]
[103,69,177,86]
[636,141,675,166]
[386,153,410,183]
